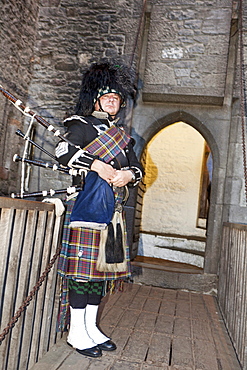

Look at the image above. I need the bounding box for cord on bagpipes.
[239,0,247,204]
[19,111,36,197]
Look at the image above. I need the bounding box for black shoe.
[76,345,102,357]
[98,340,117,351]
[67,342,102,357]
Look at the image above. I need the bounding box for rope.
[130,0,147,67]
[239,0,247,203]
[9,97,37,197]
[0,243,62,344]
[21,113,36,197]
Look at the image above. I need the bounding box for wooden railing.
[0,197,64,370]
[218,222,247,369]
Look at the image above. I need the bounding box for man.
[55,59,143,358]
[91,92,136,186]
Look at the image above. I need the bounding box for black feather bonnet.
[75,58,136,116]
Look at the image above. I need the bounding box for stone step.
[132,255,203,273]
[138,232,206,268]
[131,257,217,294]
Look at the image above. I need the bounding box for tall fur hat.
[75,58,136,116]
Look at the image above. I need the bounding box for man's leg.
[67,281,102,357]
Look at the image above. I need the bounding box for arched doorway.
[137,121,212,270]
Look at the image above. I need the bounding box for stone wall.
[0,0,39,195]
[143,0,232,104]
[224,0,247,223]
[24,0,144,194]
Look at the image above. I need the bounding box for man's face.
[95,93,121,117]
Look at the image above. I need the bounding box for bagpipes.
[0,85,82,198]
[13,154,74,175]
[10,185,82,199]
[0,86,75,144]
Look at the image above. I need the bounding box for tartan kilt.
[57,197,131,281]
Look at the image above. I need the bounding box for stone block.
[132,266,217,294]
[143,2,232,103]
[0,166,9,180]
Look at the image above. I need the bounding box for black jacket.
[55,113,143,186]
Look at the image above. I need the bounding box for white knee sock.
[67,306,97,350]
[85,304,109,345]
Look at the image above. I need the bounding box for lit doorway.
[138,121,211,269]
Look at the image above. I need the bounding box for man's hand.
[111,170,133,187]
[91,159,116,183]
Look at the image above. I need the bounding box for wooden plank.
[143,297,161,313]
[146,332,171,365]
[171,336,194,369]
[113,288,140,309]
[128,294,147,310]
[121,330,151,361]
[241,233,247,367]
[0,197,54,211]
[226,227,234,333]
[46,274,61,349]
[135,311,157,332]
[154,314,174,335]
[18,210,49,369]
[33,211,56,360]
[174,317,192,338]
[0,208,16,370]
[0,208,15,320]
[218,226,227,311]
[42,214,64,352]
[1,209,28,370]
[100,305,125,328]
[37,211,63,359]
[14,209,40,370]
[194,338,219,370]
[234,229,242,355]
[117,308,140,329]
[28,337,73,370]
[149,286,165,299]
[232,229,241,348]
[28,210,55,366]
[159,300,176,317]
[176,300,191,319]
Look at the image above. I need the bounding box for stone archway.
[133,111,221,276]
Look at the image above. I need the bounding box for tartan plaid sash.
[83,125,131,163]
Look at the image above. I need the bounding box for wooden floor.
[31,283,241,370]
